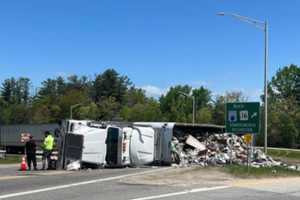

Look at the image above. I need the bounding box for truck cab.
[105,126,155,167]
[65,120,108,166]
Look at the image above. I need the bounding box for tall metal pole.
[70,104,82,120]
[70,107,73,120]
[264,21,268,154]
[192,96,195,124]
[178,91,195,125]
[217,12,269,154]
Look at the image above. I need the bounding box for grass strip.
[223,164,300,178]
[0,154,22,164]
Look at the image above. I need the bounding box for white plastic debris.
[66,160,81,171]
[288,165,297,170]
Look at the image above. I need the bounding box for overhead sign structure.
[226,102,260,134]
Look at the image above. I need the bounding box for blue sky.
[1,0,299,100]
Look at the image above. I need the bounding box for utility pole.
[70,103,83,119]
[179,91,196,124]
[264,21,268,154]
[217,12,269,153]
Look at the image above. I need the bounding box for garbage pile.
[171,133,283,168]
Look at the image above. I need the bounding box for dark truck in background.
[0,123,59,154]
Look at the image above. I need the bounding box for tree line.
[1,65,300,148]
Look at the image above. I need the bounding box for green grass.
[267,149,300,160]
[223,164,300,178]
[0,154,22,164]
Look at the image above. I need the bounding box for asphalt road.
[0,164,300,200]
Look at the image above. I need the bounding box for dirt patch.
[121,167,236,187]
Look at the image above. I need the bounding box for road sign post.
[243,134,253,175]
[226,102,260,171]
[226,102,260,134]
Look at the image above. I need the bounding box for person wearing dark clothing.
[25,136,37,170]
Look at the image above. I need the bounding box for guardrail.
[257,147,300,152]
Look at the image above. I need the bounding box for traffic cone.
[20,156,27,171]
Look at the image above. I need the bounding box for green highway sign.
[226,102,260,134]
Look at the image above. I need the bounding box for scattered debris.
[66,160,81,171]
[185,135,206,151]
[171,133,298,171]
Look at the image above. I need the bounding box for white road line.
[0,168,170,199]
[130,185,231,200]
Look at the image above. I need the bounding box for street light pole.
[264,21,268,154]
[217,12,269,153]
[70,103,82,119]
[179,91,196,124]
[192,95,195,124]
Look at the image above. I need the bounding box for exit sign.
[226,102,260,134]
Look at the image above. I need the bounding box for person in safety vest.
[42,131,54,170]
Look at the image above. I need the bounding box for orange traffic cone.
[20,156,27,171]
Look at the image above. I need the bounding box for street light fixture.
[179,91,196,125]
[70,103,83,119]
[217,12,269,153]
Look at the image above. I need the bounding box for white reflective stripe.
[130,186,231,200]
[0,168,171,199]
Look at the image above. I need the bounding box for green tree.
[196,106,213,123]
[265,64,300,148]
[124,87,147,107]
[1,77,31,104]
[192,86,211,110]
[93,69,131,103]
[212,95,225,125]
[15,77,31,104]
[1,78,16,103]
[270,64,300,99]
[58,89,91,119]
[77,103,99,120]
[97,96,120,120]
[159,85,192,122]
[211,91,247,125]
[121,99,162,122]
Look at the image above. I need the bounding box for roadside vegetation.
[223,165,300,178]
[0,154,21,164]
[0,64,299,148]
[222,165,300,178]
[266,148,300,164]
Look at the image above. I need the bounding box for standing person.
[42,131,54,170]
[25,135,37,170]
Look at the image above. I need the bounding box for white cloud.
[212,88,263,102]
[140,85,168,98]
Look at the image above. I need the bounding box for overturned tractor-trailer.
[59,120,224,169]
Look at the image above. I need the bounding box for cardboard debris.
[185,135,206,151]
